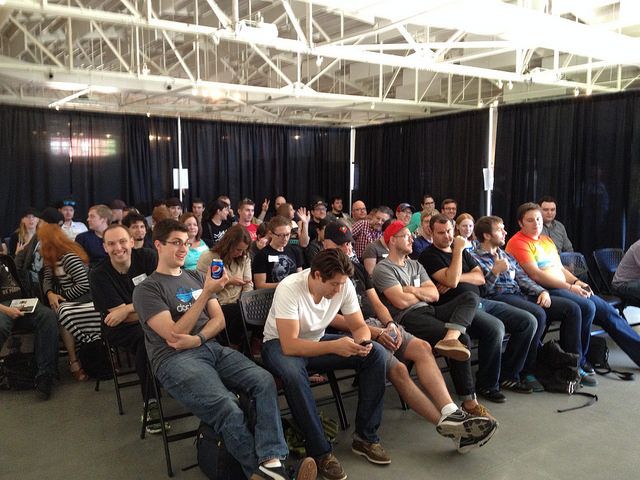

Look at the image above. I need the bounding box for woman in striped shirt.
[39,223,102,381]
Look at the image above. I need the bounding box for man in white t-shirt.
[262,249,389,480]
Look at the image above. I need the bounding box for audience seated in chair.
[408,194,438,233]
[539,196,574,253]
[58,199,88,240]
[179,212,208,270]
[237,198,262,242]
[252,216,303,289]
[471,215,591,391]
[0,253,58,400]
[89,225,161,432]
[362,219,393,277]
[132,219,316,480]
[276,203,310,249]
[409,211,433,260]
[75,204,111,267]
[348,200,368,226]
[9,207,39,257]
[419,214,537,400]
[165,197,183,222]
[326,196,351,224]
[371,221,498,417]
[197,224,254,347]
[612,239,640,305]
[201,199,232,247]
[506,202,640,371]
[323,223,497,454]
[261,249,390,480]
[122,212,153,249]
[190,198,205,225]
[39,223,102,382]
[109,199,127,225]
[455,213,479,252]
[351,206,392,260]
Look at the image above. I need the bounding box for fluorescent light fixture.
[47,81,89,91]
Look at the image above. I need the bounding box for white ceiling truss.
[1,0,640,125]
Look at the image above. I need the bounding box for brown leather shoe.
[351,437,391,465]
[315,453,346,480]
[434,338,471,361]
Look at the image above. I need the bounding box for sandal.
[69,360,89,382]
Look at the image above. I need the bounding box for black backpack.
[586,336,634,381]
[193,392,255,480]
[0,337,36,390]
[78,340,113,380]
[535,340,597,412]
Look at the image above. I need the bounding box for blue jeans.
[550,289,640,367]
[470,299,536,388]
[492,294,587,371]
[156,341,288,478]
[0,302,58,377]
[262,334,387,458]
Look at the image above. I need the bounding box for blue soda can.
[210,259,224,279]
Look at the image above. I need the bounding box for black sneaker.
[456,421,498,454]
[500,379,533,394]
[436,408,496,440]
[35,374,53,400]
[257,462,290,480]
[478,388,507,403]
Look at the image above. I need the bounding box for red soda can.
[210,259,224,279]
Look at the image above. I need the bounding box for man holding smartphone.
[262,248,389,480]
[507,202,640,370]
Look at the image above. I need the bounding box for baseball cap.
[324,222,353,244]
[21,207,40,218]
[383,220,408,244]
[110,199,127,210]
[310,199,327,210]
[396,203,415,213]
[39,207,63,225]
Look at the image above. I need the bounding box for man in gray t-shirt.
[612,239,640,305]
[133,219,315,480]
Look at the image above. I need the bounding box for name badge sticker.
[382,253,389,258]
[132,273,147,286]
[413,277,421,287]
[268,255,280,263]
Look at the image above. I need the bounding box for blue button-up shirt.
[471,246,546,298]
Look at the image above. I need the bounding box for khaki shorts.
[365,317,415,370]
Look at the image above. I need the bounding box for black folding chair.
[593,248,640,324]
[238,288,350,431]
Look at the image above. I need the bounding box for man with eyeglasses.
[308,200,328,242]
[408,194,438,233]
[252,216,302,289]
[90,224,159,431]
[133,219,317,480]
[349,200,368,226]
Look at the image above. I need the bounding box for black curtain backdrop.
[0,106,177,236]
[180,119,350,211]
[493,90,640,255]
[355,110,489,218]
[0,105,349,237]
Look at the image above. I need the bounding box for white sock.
[439,402,459,422]
[263,459,282,468]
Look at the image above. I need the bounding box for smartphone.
[582,285,593,294]
[359,340,373,347]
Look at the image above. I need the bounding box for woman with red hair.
[39,223,102,381]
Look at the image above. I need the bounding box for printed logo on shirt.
[176,287,198,303]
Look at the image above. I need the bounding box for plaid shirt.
[471,246,546,298]
[351,219,382,259]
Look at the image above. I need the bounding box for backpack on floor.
[194,392,254,480]
[0,336,36,390]
[78,340,112,380]
[535,340,597,412]
[0,351,37,390]
[586,336,634,381]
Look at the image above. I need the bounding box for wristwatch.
[196,332,206,345]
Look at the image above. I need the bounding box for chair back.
[239,288,276,328]
[593,248,624,293]
[559,252,590,283]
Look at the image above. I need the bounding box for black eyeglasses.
[162,239,192,248]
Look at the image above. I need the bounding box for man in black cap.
[59,199,88,240]
[109,199,127,225]
[395,203,415,226]
[307,199,328,242]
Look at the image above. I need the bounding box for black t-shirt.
[0,257,22,303]
[350,260,375,318]
[202,219,232,247]
[419,246,480,304]
[252,244,302,284]
[89,248,157,315]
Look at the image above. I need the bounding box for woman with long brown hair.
[197,224,253,345]
[39,223,102,381]
[9,208,39,256]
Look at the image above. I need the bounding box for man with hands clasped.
[471,216,590,391]
[133,219,316,480]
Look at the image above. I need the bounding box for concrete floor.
[3,323,640,480]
